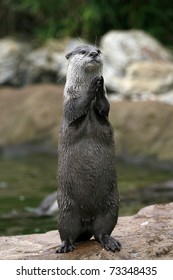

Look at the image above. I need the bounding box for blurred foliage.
[0,0,173,46]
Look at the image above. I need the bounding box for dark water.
[0,155,173,236]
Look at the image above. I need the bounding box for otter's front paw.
[89,76,104,95]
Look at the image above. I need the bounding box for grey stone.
[0,203,173,259]
[0,38,30,86]
[101,30,173,101]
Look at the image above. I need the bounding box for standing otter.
[56,45,121,253]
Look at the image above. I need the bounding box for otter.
[56,45,121,253]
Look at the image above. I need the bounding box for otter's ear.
[65,51,73,60]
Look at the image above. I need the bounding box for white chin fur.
[85,62,101,72]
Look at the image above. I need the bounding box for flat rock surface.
[0,203,173,260]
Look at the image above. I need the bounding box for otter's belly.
[59,139,116,210]
[61,139,115,176]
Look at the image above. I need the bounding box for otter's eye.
[80,50,86,55]
[97,49,101,54]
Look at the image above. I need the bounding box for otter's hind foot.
[100,234,121,252]
[56,240,75,253]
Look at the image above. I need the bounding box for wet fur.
[57,45,121,253]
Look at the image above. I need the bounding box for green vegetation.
[0,0,173,46]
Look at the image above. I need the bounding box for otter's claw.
[100,235,121,252]
[56,241,75,254]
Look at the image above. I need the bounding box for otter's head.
[66,45,103,74]
[64,45,103,99]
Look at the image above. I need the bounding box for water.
[0,155,173,236]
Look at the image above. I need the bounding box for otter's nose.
[89,51,98,58]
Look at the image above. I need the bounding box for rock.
[110,100,173,163]
[26,38,88,84]
[26,192,58,216]
[0,84,63,147]
[26,48,64,84]
[0,203,173,259]
[101,29,172,77]
[0,38,30,86]
[26,39,69,84]
[101,30,173,100]
[1,85,173,166]
[1,32,173,100]
[116,61,173,98]
[158,91,173,105]
[127,61,173,81]
[0,37,86,86]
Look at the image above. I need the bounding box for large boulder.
[0,84,63,147]
[110,100,173,164]
[101,30,172,77]
[110,61,173,100]
[0,31,173,100]
[101,30,173,100]
[0,203,173,259]
[25,39,68,84]
[0,38,30,86]
[0,37,87,86]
